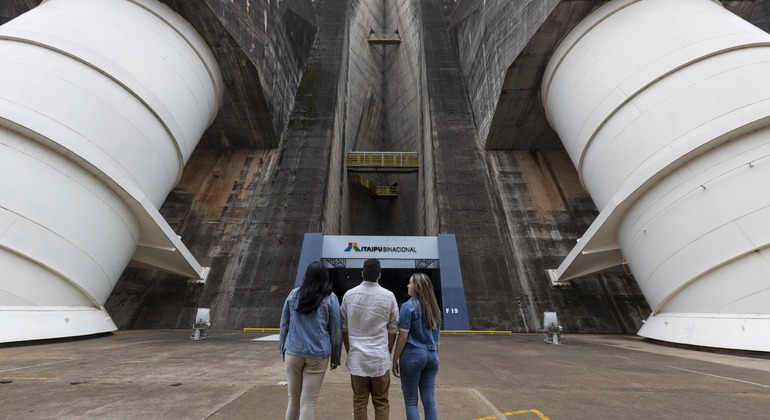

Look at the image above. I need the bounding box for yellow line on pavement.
[505,409,550,419]
[473,409,550,420]
[1,376,122,382]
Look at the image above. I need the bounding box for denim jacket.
[398,298,440,351]
[279,288,342,365]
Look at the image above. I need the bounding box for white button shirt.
[341,281,399,377]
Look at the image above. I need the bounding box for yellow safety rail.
[243,327,280,333]
[245,328,512,335]
[349,174,399,198]
[346,151,419,171]
[441,330,512,335]
[368,33,401,44]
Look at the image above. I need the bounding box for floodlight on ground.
[191,308,211,340]
[543,311,563,345]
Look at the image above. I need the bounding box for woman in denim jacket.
[392,273,441,420]
[279,261,342,420]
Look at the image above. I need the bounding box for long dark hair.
[411,273,441,329]
[296,261,333,314]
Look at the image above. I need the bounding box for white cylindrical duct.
[543,0,770,351]
[0,0,223,343]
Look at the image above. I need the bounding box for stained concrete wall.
[0,1,15,24]
[749,0,770,31]
[437,0,770,334]
[83,0,755,335]
[383,0,435,236]
[104,0,433,329]
[0,0,647,334]
[201,0,316,146]
[482,1,606,150]
[106,0,348,329]
[342,0,388,235]
[451,0,559,149]
[102,0,651,333]
[423,0,650,332]
[338,0,427,236]
[457,1,770,151]
[0,0,755,338]
[487,150,649,332]
[321,6,353,235]
[422,0,523,329]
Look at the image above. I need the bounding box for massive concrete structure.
[4,0,770,350]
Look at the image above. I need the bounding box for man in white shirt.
[341,258,399,420]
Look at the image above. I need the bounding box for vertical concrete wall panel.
[202,0,316,144]
[452,0,559,147]
[323,20,352,234]
[381,0,426,235]
[344,0,387,235]
[346,0,385,152]
[342,0,427,236]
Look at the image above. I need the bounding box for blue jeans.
[399,345,439,420]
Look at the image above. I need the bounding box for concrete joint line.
[665,365,770,389]
[202,384,259,419]
[469,388,506,419]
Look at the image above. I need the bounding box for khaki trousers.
[350,372,390,420]
[285,354,329,420]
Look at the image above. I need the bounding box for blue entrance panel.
[295,233,324,287]
[306,233,470,330]
[437,234,470,330]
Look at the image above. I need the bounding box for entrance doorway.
[295,233,469,330]
[329,267,442,309]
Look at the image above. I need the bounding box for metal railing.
[346,151,418,170]
[368,33,401,44]
[349,174,399,198]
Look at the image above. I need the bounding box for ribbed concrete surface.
[1,330,769,419]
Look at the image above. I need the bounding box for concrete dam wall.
[5,0,707,336]
[103,0,652,334]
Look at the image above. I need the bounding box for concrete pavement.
[1,330,769,419]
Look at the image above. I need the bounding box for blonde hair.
[411,273,441,329]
